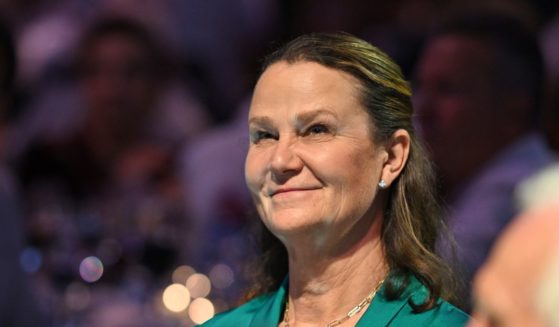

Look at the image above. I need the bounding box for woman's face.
[245,61,387,243]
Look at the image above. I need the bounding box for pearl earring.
[378,179,387,189]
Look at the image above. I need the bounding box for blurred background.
[0,0,557,326]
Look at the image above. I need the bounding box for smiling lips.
[268,187,321,197]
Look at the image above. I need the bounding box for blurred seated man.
[469,200,559,327]
[413,11,555,293]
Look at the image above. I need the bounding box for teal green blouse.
[201,276,468,326]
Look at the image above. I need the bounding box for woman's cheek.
[245,151,266,195]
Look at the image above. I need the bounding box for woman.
[202,33,467,326]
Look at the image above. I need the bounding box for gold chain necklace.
[280,279,385,327]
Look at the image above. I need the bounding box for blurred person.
[12,13,209,168]
[73,16,205,172]
[3,0,210,162]
[18,17,189,221]
[16,16,199,325]
[0,18,47,327]
[202,33,468,326]
[469,200,559,327]
[413,11,555,294]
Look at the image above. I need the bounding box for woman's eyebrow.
[295,108,338,124]
[248,109,338,129]
[248,116,274,128]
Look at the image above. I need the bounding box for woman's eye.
[251,130,277,143]
[306,124,329,135]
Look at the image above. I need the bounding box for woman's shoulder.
[405,277,469,326]
[359,276,469,326]
[393,298,468,326]
[198,293,275,327]
[361,297,468,327]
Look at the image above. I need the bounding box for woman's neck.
[284,214,387,326]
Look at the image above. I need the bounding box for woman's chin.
[265,215,328,241]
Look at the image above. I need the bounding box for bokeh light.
[209,263,234,289]
[186,273,211,298]
[20,247,42,273]
[188,298,214,324]
[172,265,196,284]
[79,256,104,283]
[162,283,191,312]
[64,282,91,311]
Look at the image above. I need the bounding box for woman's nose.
[269,137,303,182]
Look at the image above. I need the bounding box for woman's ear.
[380,129,410,187]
